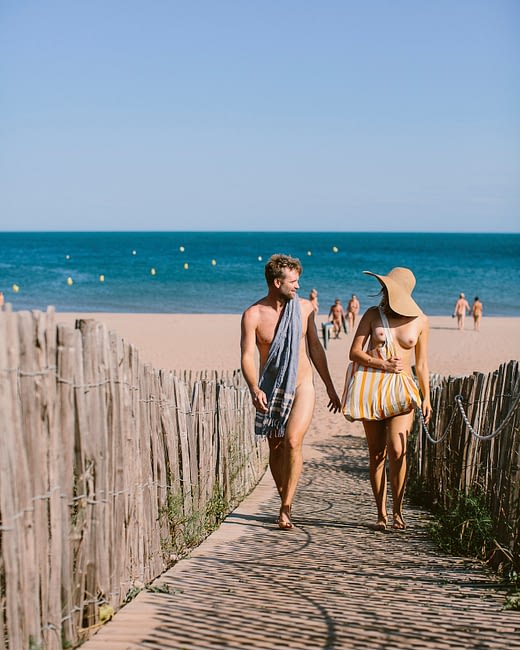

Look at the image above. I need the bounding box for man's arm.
[305,309,341,412]
[240,308,268,413]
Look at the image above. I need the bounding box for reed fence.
[0,307,267,650]
[409,359,520,572]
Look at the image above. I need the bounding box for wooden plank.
[55,323,78,644]
[42,308,63,650]
[174,376,193,523]
[17,310,45,647]
[0,310,26,650]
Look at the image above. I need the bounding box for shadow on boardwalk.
[83,433,520,649]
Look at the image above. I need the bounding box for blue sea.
[0,232,519,316]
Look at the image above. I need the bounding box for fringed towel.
[255,298,302,438]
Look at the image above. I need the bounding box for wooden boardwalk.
[81,430,520,650]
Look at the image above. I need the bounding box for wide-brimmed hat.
[363,267,422,317]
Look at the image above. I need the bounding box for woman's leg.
[386,410,415,528]
[363,420,388,528]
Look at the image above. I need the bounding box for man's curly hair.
[264,254,303,286]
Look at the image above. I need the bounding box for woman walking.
[347,268,431,530]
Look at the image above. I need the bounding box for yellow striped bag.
[341,309,421,422]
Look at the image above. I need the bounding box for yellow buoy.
[99,274,105,282]
[183,262,189,270]
[12,283,20,293]
[67,276,73,286]
[332,246,339,253]
[150,268,156,276]
[179,246,185,252]
[211,259,217,266]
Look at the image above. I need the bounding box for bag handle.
[378,307,397,357]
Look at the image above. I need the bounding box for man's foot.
[392,513,407,530]
[277,506,293,530]
[368,517,387,531]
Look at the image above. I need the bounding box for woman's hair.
[264,254,302,286]
[379,287,403,318]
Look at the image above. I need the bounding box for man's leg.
[278,382,315,527]
[363,420,388,529]
[267,437,284,496]
[385,410,414,529]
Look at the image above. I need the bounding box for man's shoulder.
[242,297,269,321]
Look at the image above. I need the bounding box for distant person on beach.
[472,296,483,331]
[0,291,4,309]
[241,254,341,530]
[348,268,431,531]
[309,288,319,314]
[328,298,345,339]
[453,293,470,330]
[346,294,360,333]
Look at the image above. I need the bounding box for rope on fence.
[419,390,520,443]
[418,406,458,445]
[454,391,520,441]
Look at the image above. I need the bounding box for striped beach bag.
[341,309,421,422]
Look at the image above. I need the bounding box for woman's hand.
[384,356,404,373]
[422,398,432,424]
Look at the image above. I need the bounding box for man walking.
[453,292,470,330]
[346,294,360,332]
[241,254,341,529]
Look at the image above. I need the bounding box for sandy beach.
[58,312,520,379]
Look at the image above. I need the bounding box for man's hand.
[327,387,342,413]
[251,389,268,413]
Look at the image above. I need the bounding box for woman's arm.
[414,315,432,423]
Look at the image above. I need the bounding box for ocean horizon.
[1,231,519,316]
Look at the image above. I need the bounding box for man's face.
[274,268,300,301]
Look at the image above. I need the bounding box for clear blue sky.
[1,0,518,232]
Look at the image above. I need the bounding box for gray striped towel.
[255,298,302,437]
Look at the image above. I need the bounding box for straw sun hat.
[363,267,422,317]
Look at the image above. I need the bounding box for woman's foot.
[392,513,407,530]
[369,516,387,531]
[277,505,293,530]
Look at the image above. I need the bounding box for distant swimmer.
[346,294,360,333]
[453,292,470,330]
[472,296,483,331]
